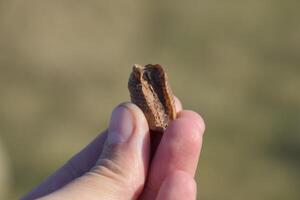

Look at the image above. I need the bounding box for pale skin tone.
[22,97,205,200]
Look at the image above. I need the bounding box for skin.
[22,97,205,200]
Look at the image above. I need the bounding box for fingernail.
[107,105,134,144]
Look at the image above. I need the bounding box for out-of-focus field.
[0,1,300,199]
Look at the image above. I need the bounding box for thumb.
[45,103,150,200]
[94,102,151,197]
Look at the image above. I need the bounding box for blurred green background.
[0,0,300,199]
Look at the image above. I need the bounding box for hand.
[22,97,205,200]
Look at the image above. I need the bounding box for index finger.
[140,110,205,200]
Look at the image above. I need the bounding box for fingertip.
[167,118,203,150]
[159,116,204,176]
[177,110,205,134]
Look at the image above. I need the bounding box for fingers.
[45,103,151,200]
[140,110,205,199]
[156,170,196,200]
[176,110,205,131]
[149,95,182,160]
[22,131,108,200]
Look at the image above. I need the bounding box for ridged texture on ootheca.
[128,64,176,132]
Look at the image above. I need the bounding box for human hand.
[22,97,205,200]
